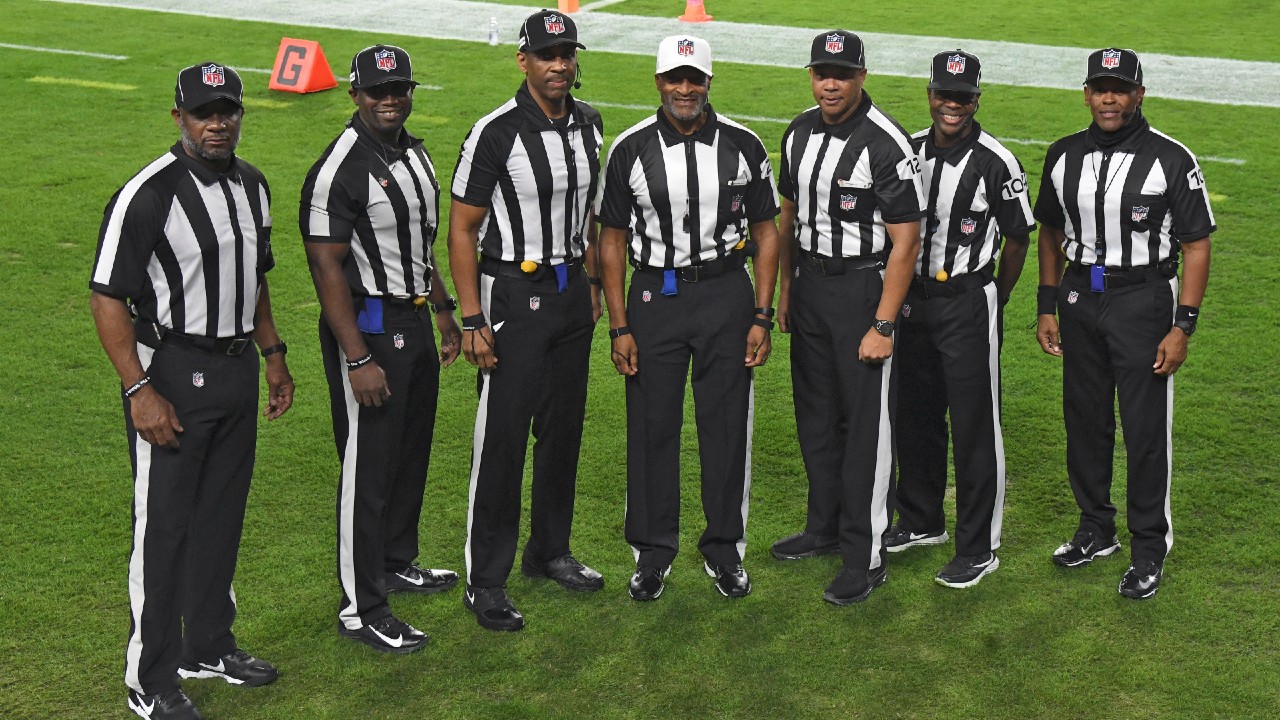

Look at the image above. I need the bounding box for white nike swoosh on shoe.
[465,591,475,605]
[1137,575,1158,590]
[200,659,226,673]
[493,321,505,332]
[395,571,425,586]
[133,697,156,717]
[370,626,405,647]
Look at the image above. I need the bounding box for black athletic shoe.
[628,564,670,601]
[770,531,839,560]
[935,552,1000,588]
[823,565,887,606]
[386,564,458,595]
[1052,530,1121,567]
[127,688,203,720]
[1118,559,1163,600]
[704,561,751,598]
[884,524,950,553]
[177,648,278,686]
[464,585,525,631]
[338,614,428,654]
[521,553,604,592]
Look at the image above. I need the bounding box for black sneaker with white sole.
[338,614,428,654]
[628,564,670,601]
[386,564,459,595]
[823,565,887,606]
[1118,558,1163,599]
[884,524,949,553]
[704,561,751,598]
[935,552,1000,588]
[177,648,278,687]
[521,553,605,592]
[770,530,839,560]
[1051,530,1121,567]
[463,585,525,631]
[127,688,202,720]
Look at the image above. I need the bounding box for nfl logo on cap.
[545,13,565,34]
[840,194,856,211]
[947,54,966,75]
[825,33,844,54]
[1131,206,1149,222]
[202,64,225,87]
[375,49,396,71]
[677,38,694,56]
[1102,49,1122,69]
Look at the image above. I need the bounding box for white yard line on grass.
[0,41,127,59]
[47,0,1280,108]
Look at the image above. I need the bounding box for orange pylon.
[558,0,580,12]
[679,0,713,22]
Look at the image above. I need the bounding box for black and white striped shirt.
[91,144,273,338]
[300,114,440,297]
[452,83,602,263]
[779,93,925,258]
[1034,117,1216,268]
[911,121,1035,278]
[597,106,778,268]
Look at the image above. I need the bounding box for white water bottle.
[488,17,499,46]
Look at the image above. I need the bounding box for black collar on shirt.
[923,119,983,165]
[810,90,874,137]
[347,112,423,163]
[169,142,242,186]
[1083,112,1150,152]
[655,103,718,147]
[514,81,588,131]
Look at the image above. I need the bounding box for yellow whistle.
[935,269,949,282]
[734,240,746,250]
[520,260,538,274]
[413,296,427,307]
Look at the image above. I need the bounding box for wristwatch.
[873,319,895,337]
[1173,319,1197,336]
[430,296,458,314]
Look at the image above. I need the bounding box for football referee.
[91,63,292,720]
[301,45,462,654]
[1035,48,1215,600]
[890,49,1035,588]
[598,35,780,602]
[770,31,925,606]
[449,10,605,632]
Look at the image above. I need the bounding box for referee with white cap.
[889,49,1034,588]
[598,35,780,602]
[92,62,292,720]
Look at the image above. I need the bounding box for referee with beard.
[598,35,780,602]
[889,49,1034,589]
[301,44,461,654]
[1036,48,1214,600]
[92,62,292,720]
[449,10,605,632]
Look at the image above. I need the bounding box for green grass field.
[1,0,1278,717]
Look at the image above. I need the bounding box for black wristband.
[1037,285,1057,315]
[1175,305,1199,323]
[346,353,374,370]
[752,316,774,330]
[260,342,287,358]
[430,296,458,314]
[124,376,151,398]
[609,326,632,339]
[588,276,602,286]
[461,313,487,331]
[754,306,775,318]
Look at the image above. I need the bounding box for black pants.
[123,340,259,695]
[789,262,896,572]
[1058,269,1177,564]
[624,267,755,569]
[321,302,440,629]
[465,269,593,588]
[896,280,1005,556]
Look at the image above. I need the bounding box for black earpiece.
[573,65,583,90]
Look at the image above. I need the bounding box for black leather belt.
[1067,260,1177,290]
[480,256,583,282]
[633,251,744,282]
[799,249,884,276]
[136,322,251,356]
[912,265,995,298]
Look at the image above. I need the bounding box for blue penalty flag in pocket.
[554,263,568,293]
[1090,264,1105,293]
[662,269,678,297]
[356,297,385,334]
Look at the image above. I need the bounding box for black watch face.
[875,320,894,336]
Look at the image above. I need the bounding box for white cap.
[655,35,713,78]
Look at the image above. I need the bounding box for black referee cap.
[519,10,585,53]
[1085,48,1143,86]
[350,45,418,89]
[928,49,981,94]
[806,30,864,70]
[174,62,243,110]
